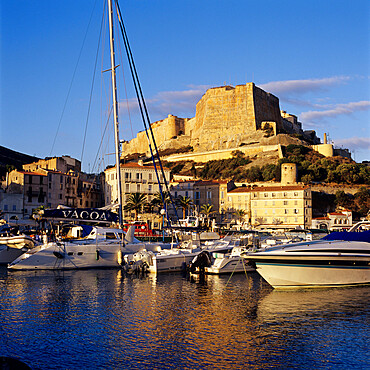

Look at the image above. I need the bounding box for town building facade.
[104,161,171,219]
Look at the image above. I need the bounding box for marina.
[0,267,369,369]
[1,1,369,368]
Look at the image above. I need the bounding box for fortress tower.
[281,163,298,185]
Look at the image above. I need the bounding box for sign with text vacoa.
[42,208,118,223]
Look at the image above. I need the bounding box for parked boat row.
[3,214,370,289]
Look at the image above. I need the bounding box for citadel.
[122,83,350,163]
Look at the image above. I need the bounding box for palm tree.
[200,203,214,229]
[124,193,147,220]
[151,191,171,212]
[234,209,247,224]
[176,195,194,219]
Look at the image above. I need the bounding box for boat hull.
[150,252,195,273]
[0,246,27,265]
[8,243,122,270]
[205,257,254,274]
[254,260,370,288]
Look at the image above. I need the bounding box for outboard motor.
[189,250,212,274]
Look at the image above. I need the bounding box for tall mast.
[107,0,123,227]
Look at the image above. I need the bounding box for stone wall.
[121,83,312,158]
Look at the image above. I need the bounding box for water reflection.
[0,268,368,369]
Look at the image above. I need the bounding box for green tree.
[335,190,352,209]
[353,187,370,216]
[151,191,171,212]
[234,209,247,224]
[124,193,147,220]
[200,203,215,229]
[176,195,194,218]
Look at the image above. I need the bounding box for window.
[59,194,62,200]
[294,209,299,214]
[238,196,241,202]
[185,191,188,197]
[207,191,212,199]
[4,205,8,211]
[272,193,276,197]
[294,192,298,196]
[148,184,152,192]
[264,201,268,206]
[285,209,289,214]
[136,173,140,180]
[195,192,200,200]
[149,173,152,181]
[264,193,268,197]
[221,191,224,199]
[49,182,51,189]
[284,201,288,205]
[60,175,63,183]
[136,184,140,192]
[125,184,129,192]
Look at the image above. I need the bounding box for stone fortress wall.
[121,83,329,161]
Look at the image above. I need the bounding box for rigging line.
[91,106,113,173]
[49,0,98,157]
[115,22,135,139]
[115,0,179,223]
[115,11,174,224]
[81,5,105,164]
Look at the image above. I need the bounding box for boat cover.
[322,231,370,243]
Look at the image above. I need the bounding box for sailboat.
[9,0,171,271]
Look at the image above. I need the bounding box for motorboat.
[124,233,240,274]
[8,226,173,270]
[0,225,36,264]
[204,246,255,274]
[241,221,370,288]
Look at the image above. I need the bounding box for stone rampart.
[163,144,283,163]
[121,83,315,159]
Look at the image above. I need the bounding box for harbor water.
[0,267,369,369]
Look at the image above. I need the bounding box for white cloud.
[333,136,370,150]
[259,76,350,96]
[300,101,370,123]
[119,85,210,119]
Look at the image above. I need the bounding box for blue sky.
[1,0,369,172]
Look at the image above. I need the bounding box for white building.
[104,161,171,217]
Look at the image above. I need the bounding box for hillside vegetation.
[166,145,370,185]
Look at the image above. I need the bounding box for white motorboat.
[124,233,241,274]
[205,246,255,274]
[242,221,370,288]
[0,226,36,264]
